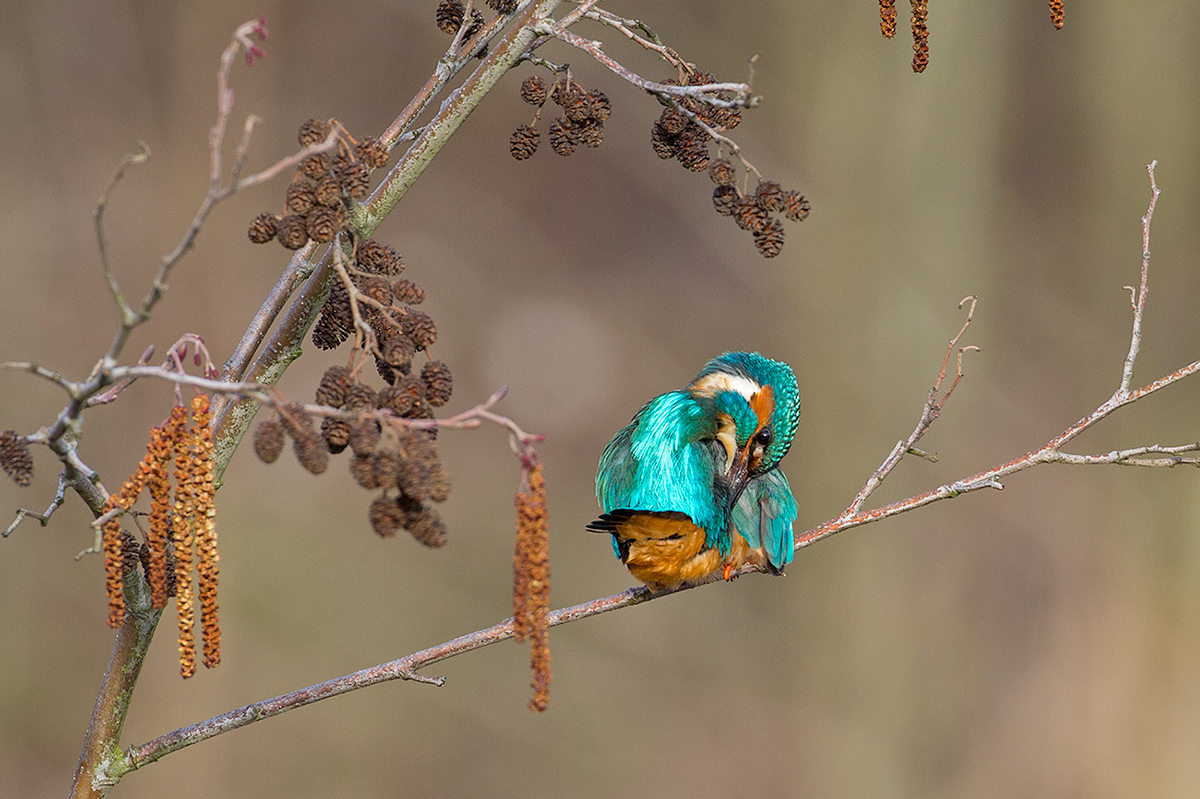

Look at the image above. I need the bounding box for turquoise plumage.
[589,352,800,590]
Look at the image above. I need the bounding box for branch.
[530,18,757,109]
[1120,159,1160,393]
[123,587,649,768]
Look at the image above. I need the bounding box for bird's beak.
[725,441,753,508]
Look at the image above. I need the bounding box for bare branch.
[94,143,151,324]
[1120,159,1160,393]
[2,470,66,537]
[531,19,756,109]
[842,295,981,517]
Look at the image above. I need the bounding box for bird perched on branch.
[589,351,800,591]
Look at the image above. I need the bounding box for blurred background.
[2,1,1200,797]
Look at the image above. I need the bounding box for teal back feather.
[595,391,731,555]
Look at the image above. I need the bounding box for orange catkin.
[1049,0,1064,29]
[879,0,897,38]
[512,464,550,711]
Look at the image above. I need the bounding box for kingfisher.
[588,351,800,591]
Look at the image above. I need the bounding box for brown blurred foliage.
[2,2,1199,797]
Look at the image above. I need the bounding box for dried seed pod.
[349,418,382,457]
[401,311,438,349]
[733,196,770,233]
[781,190,811,222]
[298,118,332,148]
[337,160,371,201]
[321,416,351,454]
[276,214,310,250]
[754,180,787,213]
[361,275,394,306]
[247,213,279,244]
[356,137,390,169]
[427,460,452,502]
[708,158,736,187]
[548,118,576,156]
[658,108,687,136]
[300,152,333,180]
[356,239,404,276]
[315,365,353,408]
[422,361,453,407]
[344,383,379,411]
[392,278,425,305]
[510,124,540,161]
[311,312,348,350]
[753,219,786,258]
[405,504,448,548]
[408,398,435,420]
[712,185,740,216]
[370,450,401,490]
[400,428,439,463]
[312,280,353,350]
[551,78,583,108]
[293,431,329,475]
[674,136,710,172]
[435,0,464,33]
[650,122,676,159]
[369,495,404,538]
[0,431,33,487]
[564,92,592,124]
[588,90,611,121]
[383,333,417,369]
[305,205,345,243]
[395,373,428,403]
[378,385,416,417]
[577,119,604,149]
[350,454,380,489]
[285,179,315,215]
[520,75,548,106]
[396,455,432,500]
[253,419,285,463]
[313,175,343,208]
[487,0,518,12]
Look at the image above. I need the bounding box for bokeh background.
[3,2,1200,797]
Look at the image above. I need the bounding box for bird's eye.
[755,427,772,447]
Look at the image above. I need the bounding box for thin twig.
[1120,159,1160,394]
[841,295,981,518]
[532,20,756,109]
[94,143,152,323]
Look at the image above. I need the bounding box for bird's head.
[688,351,800,503]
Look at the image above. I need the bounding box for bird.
[588,351,800,591]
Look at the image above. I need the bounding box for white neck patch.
[689,371,759,401]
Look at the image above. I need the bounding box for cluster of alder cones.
[246,118,389,251]
[509,74,612,159]
[709,159,810,258]
[254,365,453,545]
[247,116,454,545]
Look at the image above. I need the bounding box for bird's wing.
[731,468,797,573]
[593,391,725,549]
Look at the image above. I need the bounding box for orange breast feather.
[610,511,722,591]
